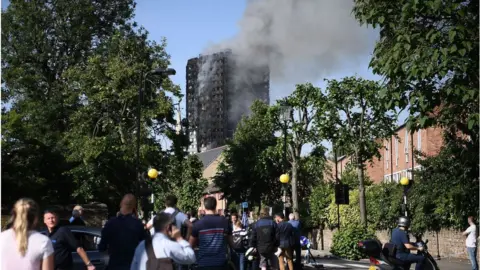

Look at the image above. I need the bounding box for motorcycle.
[358,238,439,270]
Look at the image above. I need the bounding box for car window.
[72,231,101,252]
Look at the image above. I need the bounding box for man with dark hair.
[130,213,196,270]
[250,208,279,270]
[189,196,233,270]
[146,195,192,240]
[275,213,294,270]
[99,194,146,270]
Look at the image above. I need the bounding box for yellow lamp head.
[400,176,409,186]
[148,168,159,179]
[280,173,290,184]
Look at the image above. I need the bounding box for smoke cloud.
[196,0,377,128]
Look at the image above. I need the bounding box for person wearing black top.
[98,194,146,270]
[43,209,95,270]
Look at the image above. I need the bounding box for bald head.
[120,194,137,214]
[289,213,295,220]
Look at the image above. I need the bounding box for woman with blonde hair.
[1,198,54,270]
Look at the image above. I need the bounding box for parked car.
[40,226,109,270]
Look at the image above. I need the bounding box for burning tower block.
[186,49,269,154]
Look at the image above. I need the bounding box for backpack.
[164,209,188,239]
[255,219,277,254]
[145,235,175,270]
[232,229,248,251]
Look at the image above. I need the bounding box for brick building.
[186,50,269,154]
[329,124,444,183]
[195,146,228,215]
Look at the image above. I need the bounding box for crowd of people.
[0,195,303,270]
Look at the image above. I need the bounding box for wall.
[308,228,478,260]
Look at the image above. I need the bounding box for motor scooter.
[358,239,439,270]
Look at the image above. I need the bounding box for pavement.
[301,249,473,269]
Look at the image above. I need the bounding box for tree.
[323,76,397,226]
[409,136,479,234]
[352,0,479,143]
[1,0,136,206]
[62,25,180,208]
[275,83,326,213]
[159,155,207,213]
[214,100,283,206]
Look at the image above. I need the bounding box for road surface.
[302,250,472,269]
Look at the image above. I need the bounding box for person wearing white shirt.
[463,216,478,270]
[1,198,54,270]
[130,212,196,270]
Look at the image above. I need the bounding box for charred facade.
[186,50,270,154]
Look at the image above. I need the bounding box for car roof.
[39,226,102,236]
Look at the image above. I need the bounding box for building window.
[385,143,389,169]
[405,129,409,163]
[417,130,422,151]
[395,137,399,167]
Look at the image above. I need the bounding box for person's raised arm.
[188,223,199,248]
[170,226,196,265]
[184,219,193,240]
[463,225,473,236]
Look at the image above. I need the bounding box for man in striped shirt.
[189,197,233,270]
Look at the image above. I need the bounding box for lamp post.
[280,104,291,216]
[400,176,410,216]
[145,168,159,223]
[136,68,176,215]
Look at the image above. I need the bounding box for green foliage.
[353,0,479,141]
[1,0,136,208]
[164,155,208,213]
[338,163,373,189]
[330,224,376,260]
[215,97,328,211]
[273,83,327,212]
[409,136,479,235]
[0,0,192,213]
[309,182,334,228]
[321,76,397,225]
[214,100,283,207]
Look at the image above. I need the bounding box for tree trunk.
[357,159,367,227]
[291,161,299,214]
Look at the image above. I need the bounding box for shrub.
[330,224,377,260]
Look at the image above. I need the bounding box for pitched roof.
[195,145,227,170]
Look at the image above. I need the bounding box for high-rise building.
[186,50,269,154]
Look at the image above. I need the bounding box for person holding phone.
[99,194,147,270]
[130,212,196,270]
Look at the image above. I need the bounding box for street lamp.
[136,68,176,215]
[400,176,410,216]
[279,104,291,216]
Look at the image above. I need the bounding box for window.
[385,143,389,169]
[72,232,100,251]
[395,137,399,167]
[417,130,422,150]
[405,129,409,163]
